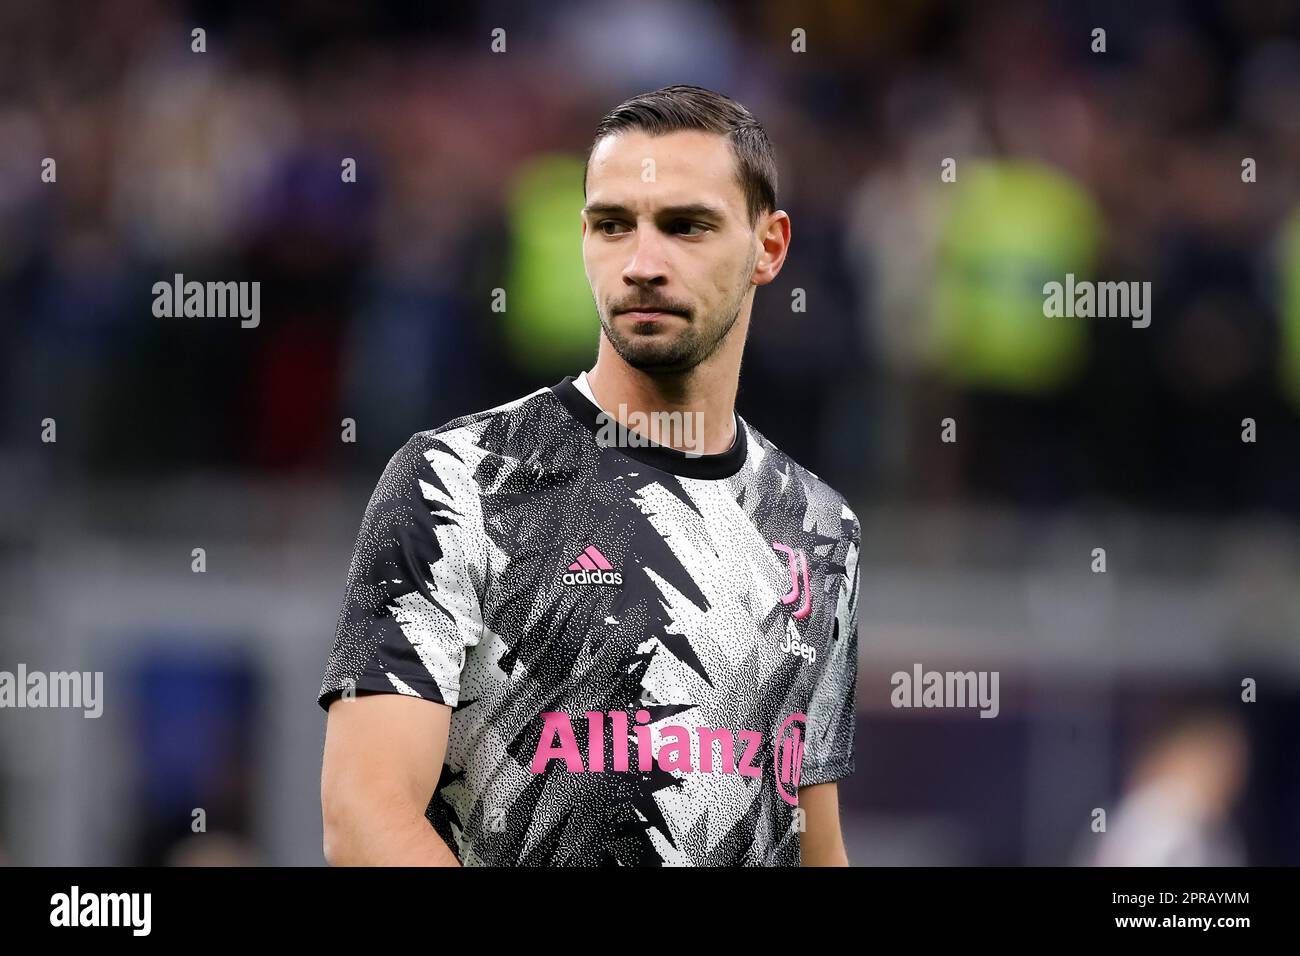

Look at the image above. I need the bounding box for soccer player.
[319,85,861,866]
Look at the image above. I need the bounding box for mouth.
[617,310,686,322]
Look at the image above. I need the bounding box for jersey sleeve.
[798,505,861,787]
[317,432,487,712]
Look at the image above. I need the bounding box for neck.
[585,316,748,457]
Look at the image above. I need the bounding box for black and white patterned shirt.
[318,375,860,866]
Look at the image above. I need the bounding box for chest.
[476,471,842,696]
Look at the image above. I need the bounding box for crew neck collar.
[550,375,748,480]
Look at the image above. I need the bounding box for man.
[1083,708,1248,867]
[319,85,861,866]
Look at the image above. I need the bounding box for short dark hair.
[583,85,778,227]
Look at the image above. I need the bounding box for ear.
[753,210,791,286]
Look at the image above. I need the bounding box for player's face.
[582,130,761,373]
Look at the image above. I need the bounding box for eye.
[672,220,708,236]
[597,220,630,236]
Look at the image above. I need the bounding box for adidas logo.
[562,545,623,586]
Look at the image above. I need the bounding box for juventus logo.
[772,542,811,621]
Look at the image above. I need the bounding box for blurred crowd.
[2,0,1299,516]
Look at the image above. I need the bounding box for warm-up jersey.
[318,375,861,866]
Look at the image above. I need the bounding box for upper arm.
[797,507,860,864]
[322,693,452,810]
[317,433,485,857]
[798,782,849,866]
[317,432,487,713]
[798,504,861,787]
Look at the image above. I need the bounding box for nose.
[621,225,669,288]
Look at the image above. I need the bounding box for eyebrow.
[582,202,728,221]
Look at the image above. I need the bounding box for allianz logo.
[531,709,809,805]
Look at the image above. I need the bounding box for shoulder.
[739,418,861,546]
[405,385,557,457]
[383,384,563,476]
[370,385,558,501]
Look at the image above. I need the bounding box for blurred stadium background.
[1,0,1298,865]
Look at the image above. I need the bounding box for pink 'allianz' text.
[531,708,764,776]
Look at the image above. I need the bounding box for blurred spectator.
[1083,708,1249,866]
[164,832,262,867]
